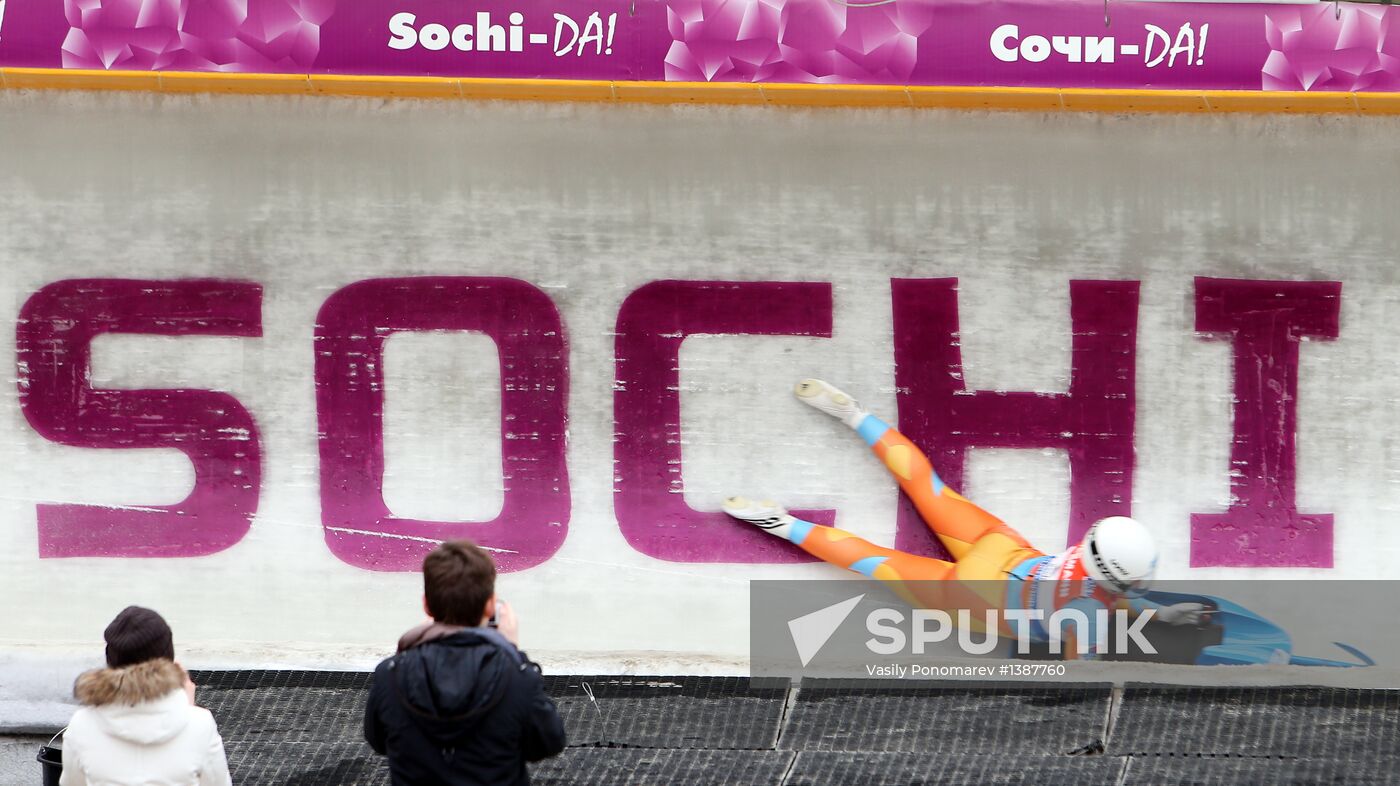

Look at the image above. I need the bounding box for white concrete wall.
[0,93,1397,685]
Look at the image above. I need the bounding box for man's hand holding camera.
[487,597,521,646]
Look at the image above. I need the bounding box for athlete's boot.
[722,496,796,539]
[794,378,867,429]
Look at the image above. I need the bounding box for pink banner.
[0,0,1394,91]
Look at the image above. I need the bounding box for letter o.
[1021,35,1050,62]
[420,23,451,51]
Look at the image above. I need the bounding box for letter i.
[510,12,524,51]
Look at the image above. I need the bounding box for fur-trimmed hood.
[72,659,192,746]
[75,658,187,707]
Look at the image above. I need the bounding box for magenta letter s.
[17,279,263,558]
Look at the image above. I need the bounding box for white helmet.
[1082,516,1157,596]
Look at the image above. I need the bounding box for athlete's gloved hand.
[1155,602,1208,626]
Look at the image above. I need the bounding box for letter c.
[452,23,473,51]
[991,24,1019,62]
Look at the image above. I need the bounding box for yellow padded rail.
[2,67,1398,114]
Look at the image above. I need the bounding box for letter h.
[890,279,1140,557]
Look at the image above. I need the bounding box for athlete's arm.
[1128,596,1208,626]
[1127,596,1161,616]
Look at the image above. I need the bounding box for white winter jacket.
[59,659,232,786]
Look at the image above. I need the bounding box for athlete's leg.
[863,417,1031,559]
[724,497,976,610]
[723,497,953,581]
[794,379,1030,560]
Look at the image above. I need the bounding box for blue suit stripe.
[848,556,889,577]
[787,519,815,545]
[856,414,889,446]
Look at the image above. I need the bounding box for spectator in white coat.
[60,606,231,786]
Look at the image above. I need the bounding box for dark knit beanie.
[104,606,175,668]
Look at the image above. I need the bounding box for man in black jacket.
[365,540,566,785]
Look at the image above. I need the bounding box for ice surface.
[0,95,1397,732]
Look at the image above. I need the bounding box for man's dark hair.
[423,540,497,625]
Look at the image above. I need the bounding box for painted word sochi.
[865,608,1158,656]
[991,23,1209,67]
[387,11,618,56]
